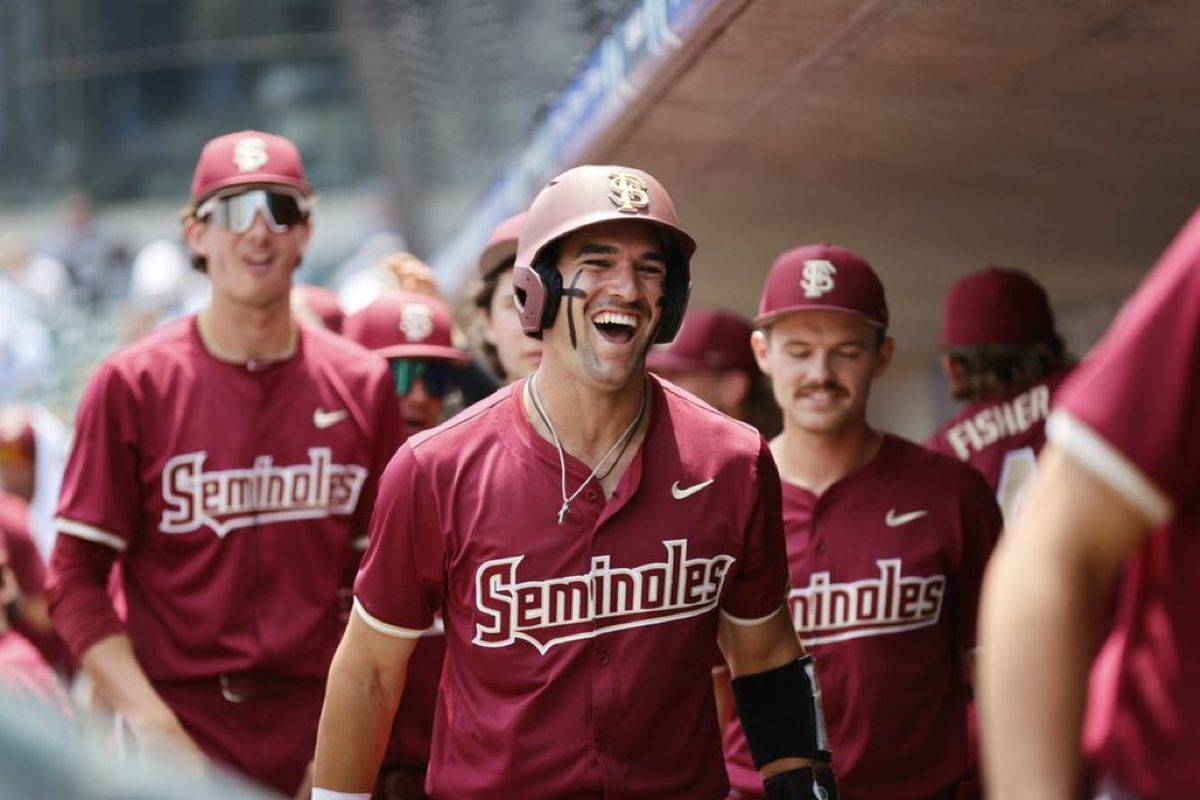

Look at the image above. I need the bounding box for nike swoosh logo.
[313,408,349,429]
[671,479,714,500]
[885,508,928,527]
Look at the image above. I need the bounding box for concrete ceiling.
[591,0,1200,373]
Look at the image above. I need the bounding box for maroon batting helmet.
[512,165,696,343]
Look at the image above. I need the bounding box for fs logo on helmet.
[608,172,651,214]
[233,137,270,173]
[399,302,435,342]
[801,259,837,298]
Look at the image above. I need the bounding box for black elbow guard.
[731,655,832,767]
[764,766,838,800]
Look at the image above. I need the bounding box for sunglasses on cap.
[196,188,311,234]
[389,359,461,398]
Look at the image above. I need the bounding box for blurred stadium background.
[2,0,1199,434]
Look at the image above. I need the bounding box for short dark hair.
[944,337,1070,402]
[180,200,208,273]
[470,256,515,380]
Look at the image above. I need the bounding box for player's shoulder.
[298,321,388,378]
[655,375,762,446]
[885,434,992,495]
[92,316,197,384]
[407,382,514,456]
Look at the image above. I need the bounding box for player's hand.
[383,252,442,299]
[127,704,207,774]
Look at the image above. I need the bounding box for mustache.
[796,381,848,397]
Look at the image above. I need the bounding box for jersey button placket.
[812,504,828,556]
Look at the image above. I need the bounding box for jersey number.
[996,446,1038,524]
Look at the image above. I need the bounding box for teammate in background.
[45,130,403,797]
[469,212,543,383]
[925,267,1072,522]
[0,490,56,654]
[314,166,835,800]
[293,283,345,333]
[979,210,1200,800]
[341,289,471,798]
[0,404,69,562]
[344,290,472,433]
[647,308,781,437]
[0,528,69,712]
[722,243,1002,800]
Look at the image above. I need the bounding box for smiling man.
[313,166,836,800]
[45,131,403,796]
[720,243,1002,800]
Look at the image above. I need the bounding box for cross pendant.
[557,502,570,526]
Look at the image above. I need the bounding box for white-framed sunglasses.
[196,188,312,234]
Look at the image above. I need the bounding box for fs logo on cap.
[233,137,271,173]
[399,303,434,342]
[801,259,837,298]
[608,171,651,213]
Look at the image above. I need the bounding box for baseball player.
[978,208,1200,799]
[925,267,1072,521]
[721,243,1002,800]
[647,308,781,437]
[470,211,543,383]
[312,165,836,800]
[44,130,404,796]
[0,527,69,712]
[0,404,68,562]
[341,289,473,798]
[343,290,472,434]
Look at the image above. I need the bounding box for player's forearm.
[979,548,1095,799]
[312,643,406,792]
[81,634,180,729]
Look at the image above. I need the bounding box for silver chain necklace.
[528,371,648,526]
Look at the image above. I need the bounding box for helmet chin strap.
[563,269,586,350]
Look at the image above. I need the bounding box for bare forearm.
[313,642,406,792]
[81,634,178,728]
[978,546,1096,799]
[978,447,1147,800]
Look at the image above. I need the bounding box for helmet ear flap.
[652,231,691,344]
[511,242,563,340]
[534,245,563,332]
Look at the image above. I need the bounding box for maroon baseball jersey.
[49,316,403,680]
[925,370,1070,521]
[355,376,788,799]
[1047,207,1200,797]
[723,435,1001,799]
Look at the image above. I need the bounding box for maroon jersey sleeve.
[1050,208,1200,522]
[54,362,143,551]
[720,439,789,622]
[46,362,140,659]
[353,444,445,637]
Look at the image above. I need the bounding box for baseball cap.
[342,290,471,363]
[190,130,312,203]
[940,266,1057,347]
[756,243,888,329]
[646,310,757,374]
[478,212,527,278]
